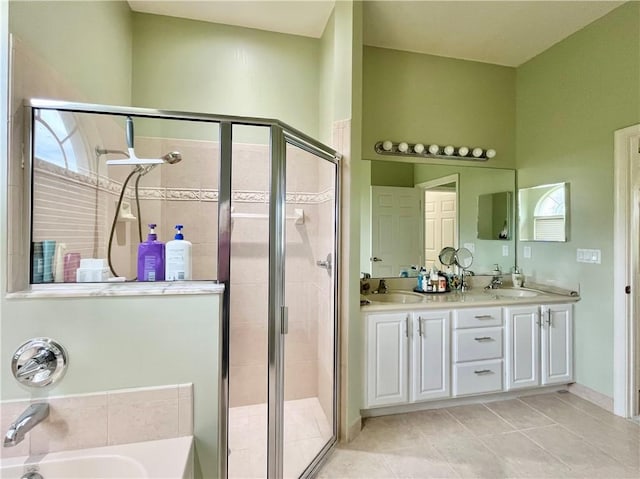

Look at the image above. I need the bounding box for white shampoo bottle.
[165,224,192,281]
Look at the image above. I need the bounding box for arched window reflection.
[34,109,86,172]
[533,185,565,241]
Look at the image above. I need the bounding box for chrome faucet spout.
[4,403,49,447]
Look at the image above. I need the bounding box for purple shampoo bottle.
[137,224,165,281]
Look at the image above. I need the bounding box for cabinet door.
[411,311,450,402]
[366,312,409,407]
[541,304,573,385]
[505,306,540,390]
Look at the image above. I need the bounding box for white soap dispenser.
[165,224,192,281]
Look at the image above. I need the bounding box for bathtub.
[0,436,193,479]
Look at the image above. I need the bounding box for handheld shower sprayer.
[100,116,183,280]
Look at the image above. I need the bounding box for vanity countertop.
[361,287,579,313]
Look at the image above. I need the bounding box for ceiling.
[127,0,625,67]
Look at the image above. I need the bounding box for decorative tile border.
[35,159,334,204]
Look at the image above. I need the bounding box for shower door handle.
[316,254,332,274]
[281,306,288,335]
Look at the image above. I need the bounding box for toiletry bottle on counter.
[137,223,165,281]
[32,242,44,284]
[165,224,192,281]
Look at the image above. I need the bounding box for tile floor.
[317,392,640,478]
[228,397,332,479]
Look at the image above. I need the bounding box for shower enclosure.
[26,100,340,479]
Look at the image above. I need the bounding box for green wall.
[371,160,414,187]
[362,46,516,169]
[9,0,132,106]
[131,12,320,143]
[516,1,640,397]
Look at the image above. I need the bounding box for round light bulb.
[472,147,483,158]
[458,146,469,156]
[398,142,409,153]
[413,143,425,154]
[382,140,393,151]
[486,149,496,159]
[443,145,455,156]
[428,144,440,155]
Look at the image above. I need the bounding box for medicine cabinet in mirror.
[518,182,569,242]
[477,191,512,240]
[362,160,516,277]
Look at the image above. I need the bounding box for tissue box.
[76,258,110,282]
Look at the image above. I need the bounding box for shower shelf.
[231,208,305,225]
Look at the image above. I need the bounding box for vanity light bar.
[374,141,496,161]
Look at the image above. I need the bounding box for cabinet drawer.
[453,360,503,396]
[454,307,502,329]
[454,327,503,363]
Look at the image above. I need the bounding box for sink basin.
[368,291,424,304]
[492,288,540,298]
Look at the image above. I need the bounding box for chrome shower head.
[163,152,182,165]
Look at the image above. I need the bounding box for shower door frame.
[23,99,342,479]
[267,127,342,478]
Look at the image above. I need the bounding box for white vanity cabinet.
[505,306,540,390]
[452,307,504,397]
[363,300,575,411]
[365,312,410,407]
[411,311,450,402]
[505,303,573,391]
[364,310,450,408]
[541,303,573,385]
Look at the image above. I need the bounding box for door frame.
[415,174,460,263]
[613,124,640,417]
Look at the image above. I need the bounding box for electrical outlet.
[502,245,509,256]
[523,246,531,259]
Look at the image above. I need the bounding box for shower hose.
[107,169,145,280]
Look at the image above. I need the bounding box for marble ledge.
[5,281,225,299]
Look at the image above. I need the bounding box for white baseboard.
[568,382,614,412]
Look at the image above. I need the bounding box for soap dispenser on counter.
[511,266,524,288]
[137,224,165,282]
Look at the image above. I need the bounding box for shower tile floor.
[317,392,640,479]
[228,397,332,479]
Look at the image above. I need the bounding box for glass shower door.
[282,141,338,478]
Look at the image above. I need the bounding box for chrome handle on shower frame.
[125,116,134,149]
[316,253,332,274]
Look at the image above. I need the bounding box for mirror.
[518,182,569,242]
[477,191,512,240]
[363,160,516,276]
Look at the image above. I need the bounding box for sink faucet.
[377,279,388,294]
[4,403,49,447]
[485,264,503,289]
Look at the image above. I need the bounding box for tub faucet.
[4,403,49,447]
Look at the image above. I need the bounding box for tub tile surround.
[0,384,193,459]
